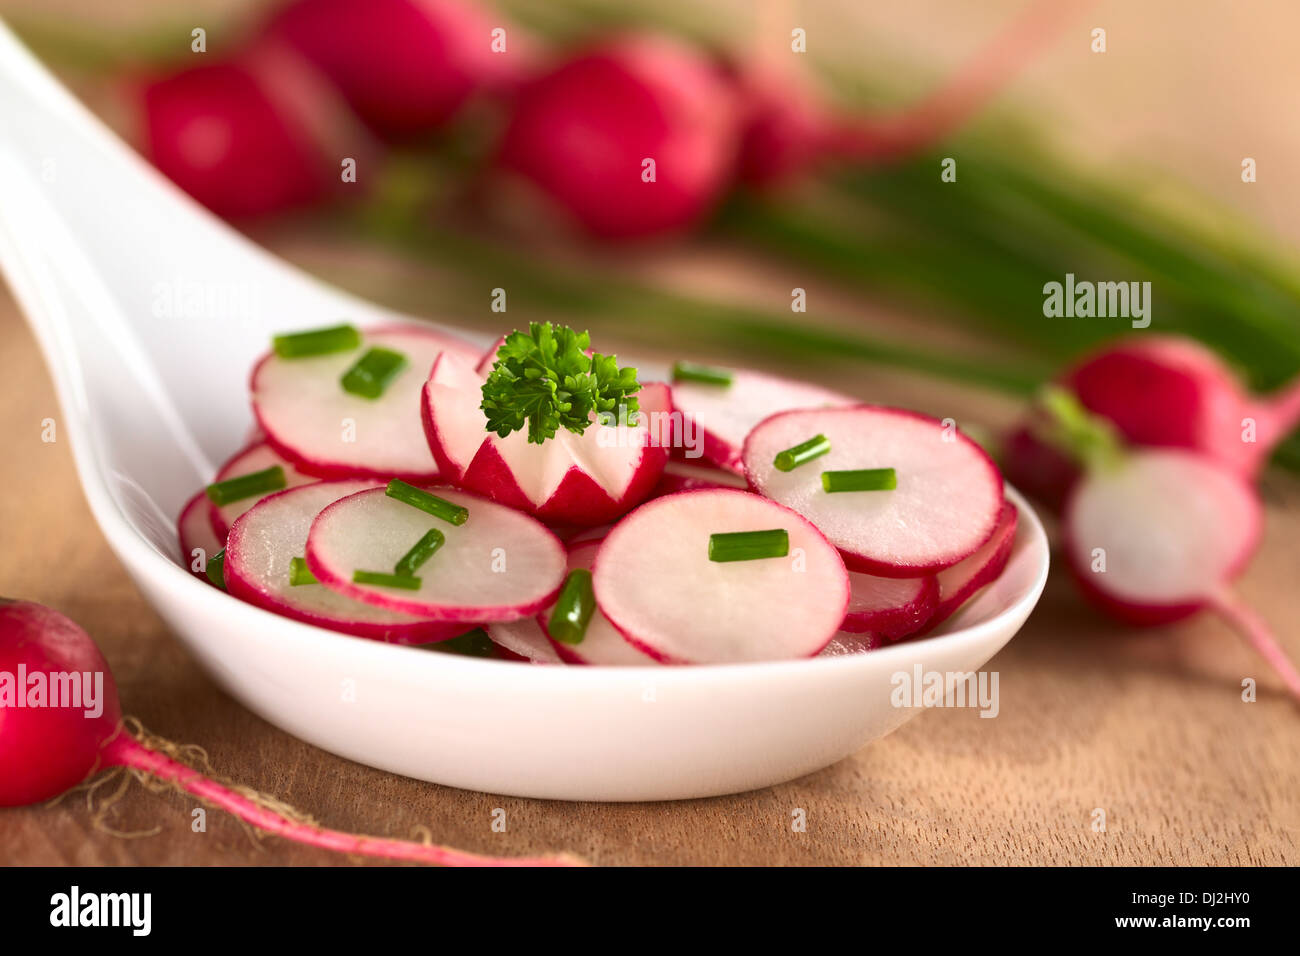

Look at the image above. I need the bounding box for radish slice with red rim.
[209,441,316,537]
[927,501,1018,629]
[306,486,566,621]
[485,619,566,664]
[672,366,853,472]
[1062,450,1300,702]
[421,351,671,524]
[592,489,849,663]
[538,542,659,666]
[177,490,224,582]
[1062,451,1259,622]
[253,325,479,481]
[225,481,473,644]
[743,405,1003,577]
[842,571,938,639]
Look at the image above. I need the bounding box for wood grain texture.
[2,290,1297,867]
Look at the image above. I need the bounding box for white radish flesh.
[306,486,566,621]
[1063,451,1259,612]
[1064,449,1300,703]
[484,619,565,664]
[928,501,1018,628]
[539,543,660,666]
[672,366,853,472]
[743,406,1003,576]
[209,441,316,537]
[253,325,478,480]
[224,481,470,644]
[177,490,224,582]
[842,572,937,639]
[592,489,849,663]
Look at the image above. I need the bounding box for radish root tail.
[835,0,1098,160]
[97,719,587,867]
[1210,589,1300,704]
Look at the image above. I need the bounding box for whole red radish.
[0,599,122,808]
[493,34,741,239]
[1003,336,1300,510]
[265,0,524,141]
[1062,336,1300,478]
[0,600,578,865]
[1040,388,1300,704]
[141,42,368,219]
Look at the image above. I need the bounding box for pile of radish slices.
[178,322,1017,665]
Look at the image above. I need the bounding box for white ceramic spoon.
[0,21,1049,801]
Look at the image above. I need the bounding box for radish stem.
[1257,376,1300,452]
[834,0,1097,160]
[1209,588,1300,704]
[101,731,583,867]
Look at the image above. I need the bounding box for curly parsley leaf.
[480,322,641,444]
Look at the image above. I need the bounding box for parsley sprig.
[480,323,641,444]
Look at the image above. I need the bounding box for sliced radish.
[1063,449,1300,703]
[484,619,565,664]
[651,459,748,497]
[743,405,1003,577]
[306,486,566,621]
[177,490,224,582]
[927,501,1018,629]
[592,489,849,663]
[671,366,853,472]
[224,481,471,644]
[819,631,884,656]
[253,325,479,481]
[474,335,507,377]
[421,350,670,525]
[842,571,938,639]
[1063,451,1260,623]
[209,441,316,538]
[538,542,659,666]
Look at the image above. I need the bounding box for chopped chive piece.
[289,556,318,586]
[353,570,422,590]
[547,569,596,645]
[708,529,789,563]
[273,324,361,358]
[774,434,831,472]
[206,548,226,589]
[385,479,469,526]
[394,529,445,577]
[672,361,733,387]
[340,346,408,399]
[435,628,497,658]
[206,465,286,506]
[821,468,897,493]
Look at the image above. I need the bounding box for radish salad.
[178,321,1017,665]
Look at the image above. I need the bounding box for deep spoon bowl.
[0,22,1048,800]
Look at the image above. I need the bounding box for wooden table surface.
[3,276,1298,866]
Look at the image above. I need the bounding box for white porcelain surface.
[0,22,1049,800]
